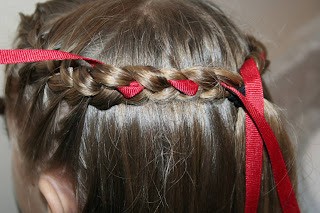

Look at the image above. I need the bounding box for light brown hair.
[5,0,297,212]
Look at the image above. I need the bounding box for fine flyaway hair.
[4,0,297,212]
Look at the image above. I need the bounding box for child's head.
[4,0,296,212]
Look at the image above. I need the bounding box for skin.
[5,93,77,213]
[7,114,58,213]
[12,147,48,213]
[10,128,77,213]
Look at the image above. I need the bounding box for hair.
[4,0,297,212]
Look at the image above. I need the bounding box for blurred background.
[0,0,319,212]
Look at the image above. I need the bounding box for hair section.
[5,0,296,212]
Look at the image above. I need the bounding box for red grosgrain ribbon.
[168,79,199,96]
[221,61,300,212]
[117,81,145,98]
[241,58,264,213]
[0,49,199,97]
[116,80,199,98]
[0,49,103,66]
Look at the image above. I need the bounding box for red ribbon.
[0,49,199,97]
[0,49,102,66]
[168,79,199,96]
[221,58,300,212]
[117,81,145,98]
[241,58,264,213]
[0,49,300,212]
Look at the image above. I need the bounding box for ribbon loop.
[117,81,145,98]
[168,79,199,96]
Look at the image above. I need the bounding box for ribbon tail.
[245,114,263,213]
[240,59,264,213]
[0,49,103,66]
[221,83,300,213]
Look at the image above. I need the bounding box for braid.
[47,62,244,110]
[245,36,270,73]
[45,36,267,110]
[5,1,299,212]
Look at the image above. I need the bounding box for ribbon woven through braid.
[0,49,300,213]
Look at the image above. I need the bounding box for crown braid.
[45,36,267,110]
[46,63,244,110]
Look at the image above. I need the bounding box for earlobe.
[38,173,77,213]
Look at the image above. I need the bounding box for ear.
[38,172,77,213]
